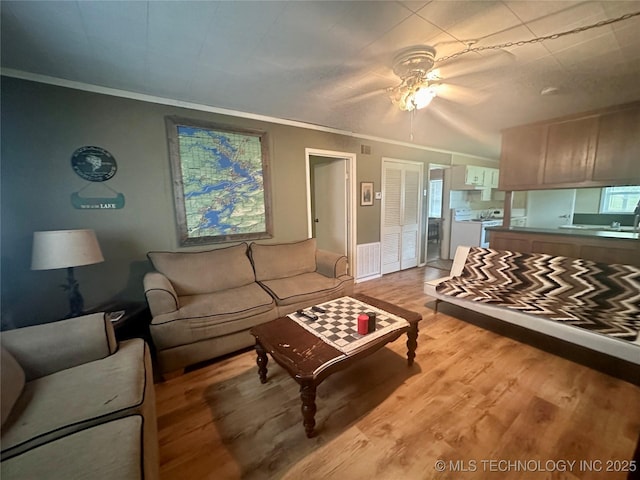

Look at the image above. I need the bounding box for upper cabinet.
[485,168,500,188]
[499,124,546,189]
[542,116,598,186]
[499,102,640,190]
[450,165,499,190]
[592,106,640,183]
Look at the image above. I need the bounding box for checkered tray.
[288,296,409,356]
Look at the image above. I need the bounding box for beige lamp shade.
[31,229,104,270]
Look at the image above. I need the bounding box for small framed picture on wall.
[360,182,374,206]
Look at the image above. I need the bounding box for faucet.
[479,209,492,220]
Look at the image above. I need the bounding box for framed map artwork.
[165,116,273,245]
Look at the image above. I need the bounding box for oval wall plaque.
[71,146,117,182]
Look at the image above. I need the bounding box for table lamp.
[31,229,104,317]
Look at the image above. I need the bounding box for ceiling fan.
[383,10,640,114]
[387,45,441,111]
[385,44,506,112]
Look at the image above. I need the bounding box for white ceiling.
[2,1,640,159]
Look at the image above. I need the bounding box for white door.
[313,160,347,255]
[381,159,423,274]
[526,189,576,228]
[381,165,402,273]
[401,165,420,269]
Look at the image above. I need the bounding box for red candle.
[357,314,369,335]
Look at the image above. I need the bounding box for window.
[428,179,443,217]
[600,186,640,213]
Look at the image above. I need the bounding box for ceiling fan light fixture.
[412,85,437,109]
[426,69,441,81]
[391,83,438,111]
[389,45,440,112]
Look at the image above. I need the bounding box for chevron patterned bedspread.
[436,247,640,341]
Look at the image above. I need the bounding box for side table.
[87,301,152,345]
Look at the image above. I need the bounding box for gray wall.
[1,77,495,327]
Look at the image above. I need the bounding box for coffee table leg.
[255,341,268,384]
[300,382,317,438]
[406,323,418,366]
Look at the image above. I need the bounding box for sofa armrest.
[316,249,349,278]
[144,271,179,317]
[451,246,471,276]
[0,313,117,381]
[424,276,451,297]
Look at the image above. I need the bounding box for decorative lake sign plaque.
[71,146,118,182]
[71,192,125,209]
[70,146,125,209]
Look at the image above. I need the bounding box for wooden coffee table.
[249,294,421,438]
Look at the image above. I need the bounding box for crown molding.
[1,68,497,162]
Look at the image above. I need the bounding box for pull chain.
[410,109,415,141]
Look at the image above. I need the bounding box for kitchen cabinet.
[450,165,484,189]
[499,101,640,190]
[499,125,546,190]
[542,117,598,186]
[466,166,486,186]
[451,165,499,190]
[489,229,640,266]
[486,168,499,188]
[592,106,640,183]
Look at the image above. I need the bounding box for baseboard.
[355,274,382,283]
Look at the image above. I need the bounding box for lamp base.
[64,266,85,318]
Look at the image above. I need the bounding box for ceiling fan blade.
[436,49,516,80]
[342,87,390,105]
[434,83,489,105]
[423,103,497,146]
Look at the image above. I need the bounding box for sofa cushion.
[0,346,25,427]
[259,272,347,306]
[150,283,276,350]
[0,416,148,480]
[250,238,317,282]
[148,243,255,296]
[0,339,151,460]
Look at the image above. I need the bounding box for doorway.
[426,165,448,269]
[305,148,357,277]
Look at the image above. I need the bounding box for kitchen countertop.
[486,225,639,240]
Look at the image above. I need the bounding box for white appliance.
[449,208,502,259]
[526,189,576,228]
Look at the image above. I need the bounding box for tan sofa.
[0,313,158,479]
[144,239,353,375]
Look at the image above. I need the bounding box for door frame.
[424,164,449,264]
[305,148,357,277]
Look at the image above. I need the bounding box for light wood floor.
[155,266,640,480]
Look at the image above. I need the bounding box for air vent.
[361,144,372,155]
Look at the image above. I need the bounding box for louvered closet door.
[381,165,402,274]
[400,164,421,269]
[381,160,423,274]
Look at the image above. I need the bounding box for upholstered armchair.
[1,313,158,479]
